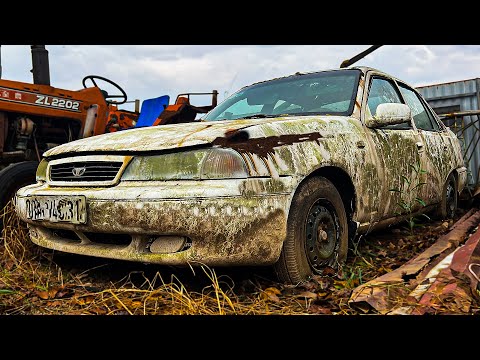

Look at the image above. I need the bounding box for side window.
[367,77,402,117]
[398,84,439,131]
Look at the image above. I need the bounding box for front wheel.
[274,176,348,285]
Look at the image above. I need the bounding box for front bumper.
[15,178,293,266]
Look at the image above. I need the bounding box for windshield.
[203,69,361,121]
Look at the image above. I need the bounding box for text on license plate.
[25,196,87,224]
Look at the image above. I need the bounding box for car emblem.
[72,166,86,177]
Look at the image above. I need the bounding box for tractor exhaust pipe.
[31,45,50,85]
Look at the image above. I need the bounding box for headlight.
[121,148,248,180]
[36,159,49,182]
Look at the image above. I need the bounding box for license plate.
[24,196,87,224]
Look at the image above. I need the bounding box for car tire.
[0,161,38,231]
[435,172,458,220]
[274,176,348,285]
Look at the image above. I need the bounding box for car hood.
[43,116,346,157]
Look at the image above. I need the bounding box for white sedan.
[15,66,467,284]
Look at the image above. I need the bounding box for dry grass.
[0,201,313,315]
[2,200,479,315]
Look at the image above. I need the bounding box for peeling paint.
[212,132,323,159]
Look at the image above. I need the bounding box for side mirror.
[365,103,411,128]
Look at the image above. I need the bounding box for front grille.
[50,161,123,182]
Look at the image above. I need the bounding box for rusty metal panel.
[417,79,480,188]
[348,210,480,314]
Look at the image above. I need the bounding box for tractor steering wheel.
[82,75,128,105]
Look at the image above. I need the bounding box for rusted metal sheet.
[410,227,480,314]
[349,210,480,314]
[451,208,477,230]
[390,224,480,315]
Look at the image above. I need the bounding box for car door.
[362,74,424,222]
[397,83,451,207]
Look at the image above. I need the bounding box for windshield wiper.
[237,114,290,120]
[237,114,269,119]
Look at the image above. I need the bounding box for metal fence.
[417,79,480,193]
[440,110,480,195]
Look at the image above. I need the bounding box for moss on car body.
[15,66,467,284]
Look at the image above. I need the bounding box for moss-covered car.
[14,66,467,284]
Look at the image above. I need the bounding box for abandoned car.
[14,66,467,284]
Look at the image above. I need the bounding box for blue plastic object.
[135,95,170,128]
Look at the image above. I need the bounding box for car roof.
[244,66,405,89]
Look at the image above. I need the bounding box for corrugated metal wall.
[417,79,480,189]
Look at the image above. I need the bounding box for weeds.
[390,162,430,234]
[342,266,363,289]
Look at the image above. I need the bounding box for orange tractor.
[0,45,217,227]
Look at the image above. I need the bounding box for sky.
[1,45,479,111]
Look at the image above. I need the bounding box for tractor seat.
[135,95,170,128]
[153,96,201,126]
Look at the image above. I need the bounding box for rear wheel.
[0,161,38,231]
[274,176,348,285]
[436,173,458,220]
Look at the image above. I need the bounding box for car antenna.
[340,45,383,68]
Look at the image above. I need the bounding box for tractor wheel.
[0,161,38,231]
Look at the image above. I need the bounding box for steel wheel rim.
[446,180,456,218]
[305,199,339,272]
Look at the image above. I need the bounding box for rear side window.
[398,84,440,131]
